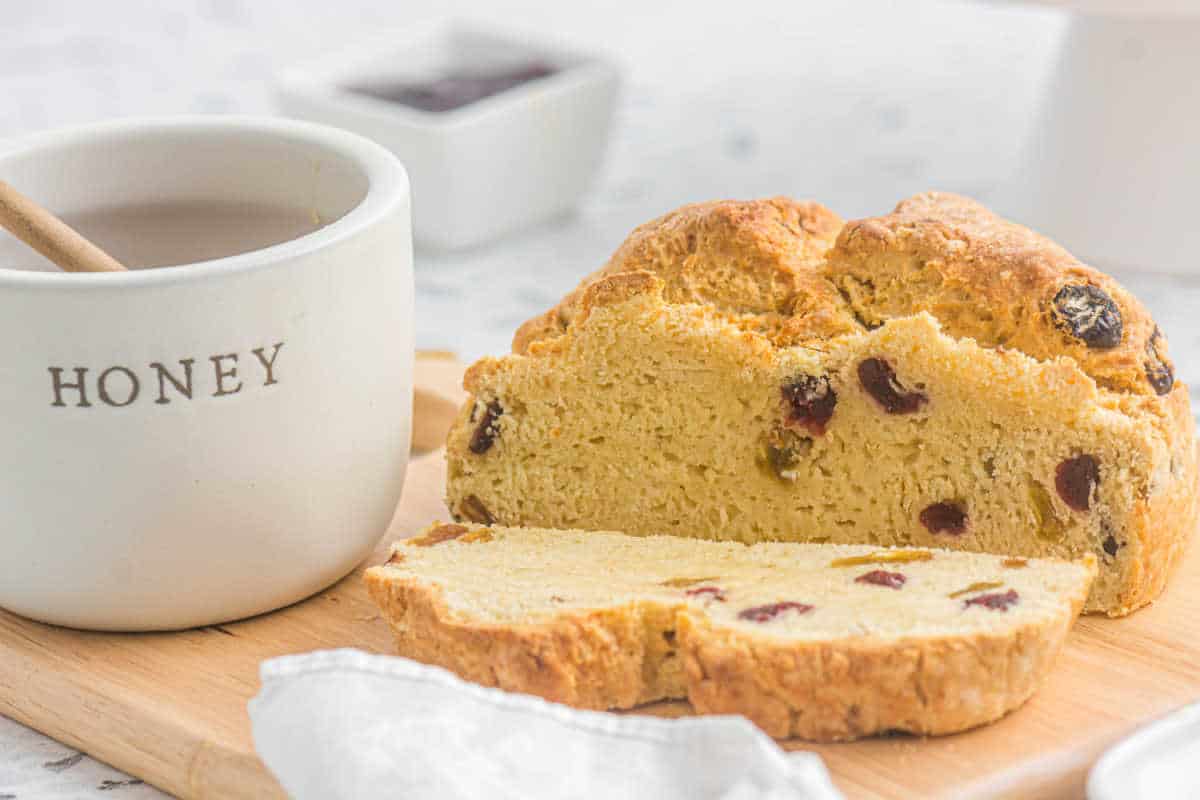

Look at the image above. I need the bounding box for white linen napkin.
[249,649,842,800]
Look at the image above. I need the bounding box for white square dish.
[276,20,621,250]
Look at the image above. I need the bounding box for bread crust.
[680,605,1080,740]
[511,197,852,354]
[518,192,1179,398]
[365,554,1091,741]
[364,571,671,709]
[826,192,1173,397]
[1111,398,1198,615]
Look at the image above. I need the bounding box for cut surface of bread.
[365,524,1096,741]
[447,194,1196,617]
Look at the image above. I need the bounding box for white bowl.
[1088,701,1200,800]
[0,116,413,631]
[276,20,621,250]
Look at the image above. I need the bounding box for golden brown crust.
[518,193,1180,398]
[680,602,1081,740]
[365,551,1091,741]
[517,192,1179,398]
[825,192,1174,397]
[1110,395,1198,616]
[511,197,853,354]
[364,568,679,710]
[577,271,665,320]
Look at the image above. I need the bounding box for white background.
[0,1,1194,797]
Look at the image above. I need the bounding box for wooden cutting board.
[1,353,1198,800]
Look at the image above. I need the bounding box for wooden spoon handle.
[0,179,126,273]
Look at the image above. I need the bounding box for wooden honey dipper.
[0,179,127,272]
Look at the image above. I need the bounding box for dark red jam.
[349,63,557,112]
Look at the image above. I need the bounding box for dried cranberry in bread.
[365,524,1095,741]
[447,194,1196,616]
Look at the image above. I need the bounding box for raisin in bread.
[446,193,1196,617]
[365,523,1095,741]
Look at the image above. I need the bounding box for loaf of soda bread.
[365,523,1095,740]
[445,193,1196,616]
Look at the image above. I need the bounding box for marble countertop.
[2,1,1197,797]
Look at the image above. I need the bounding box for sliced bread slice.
[365,523,1095,741]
